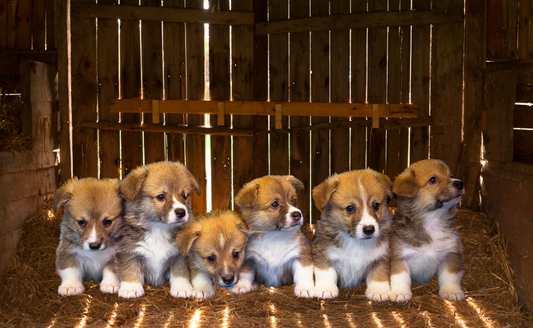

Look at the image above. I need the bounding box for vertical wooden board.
[142,0,165,165]
[252,0,269,179]
[398,0,411,176]
[351,0,367,172]
[32,0,45,50]
[410,0,430,165]
[311,0,329,222]
[518,0,530,60]
[269,0,289,176]
[232,0,254,200]
[0,0,7,49]
[330,1,350,176]
[186,0,206,216]
[46,0,55,50]
[71,0,98,178]
[289,0,311,221]
[98,0,120,179]
[507,0,518,59]
[431,0,464,176]
[210,1,231,210]
[367,0,387,174]
[486,0,510,60]
[6,0,17,49]
[164,0,185,164]
[120,0,143,177]
[16,0,31,49]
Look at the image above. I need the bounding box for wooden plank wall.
[67,0,470,223]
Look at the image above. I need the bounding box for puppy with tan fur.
[176,210,250,298]
[390,159,465,302]
[228,175,315,298]
[54,178,124,296]
[312,169,393,301]
[115,161,200,298]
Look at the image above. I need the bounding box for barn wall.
[0,60,59,278]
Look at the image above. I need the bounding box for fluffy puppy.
[176,210,250,298]
[53,178,124,296]
[115,161,200,298]
[228,175,315,298]
[312,169,393,301]
[390,159,465,302]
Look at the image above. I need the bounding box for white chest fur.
[74,244,118,282]
[327,232,388,288]
[134,222,180,285]
[246,230,301,287]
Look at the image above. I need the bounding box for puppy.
[115,161,200,298]
[228,175,315,298]
[312,169,393,301]
[390,159,465,302]
[53,178,124,296]
[176,210,250,298]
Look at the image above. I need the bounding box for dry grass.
[0,94,32,152]
[0,199,530,327]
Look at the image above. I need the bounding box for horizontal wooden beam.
[79,121,253,137]
[110,99,418,118]
[72,4,254,25]
[255,8,463,35]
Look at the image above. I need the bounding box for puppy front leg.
[437,251,465,301]
[169,255,194,298]
[116,252,145,298]
[228,260,257,294]
[190,268,216,299]
[58,267,84,296]
[365,256,390,301]
[100,262,120,294]
[389,257,412,302]
[314,263,339,299]
[293,243,315,298]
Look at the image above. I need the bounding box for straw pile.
[0,94,32,152]
[0,199,531,327]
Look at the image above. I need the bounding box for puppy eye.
[346,205,355,214]
[233,251,240,260]
[271,201,279,209]
[373,202,380,211]
[429,177,438,184]
[77,220,87,228]
[156,194,166,202]
[102,218,113,228]
[182,192,188,200]
[207,255,216,263]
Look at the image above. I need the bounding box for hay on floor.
[0,198,531,327]
[0,94,32,152]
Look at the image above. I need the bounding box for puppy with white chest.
[54,178,124,296]
[115,161,200,298]
[228,175,315,298]
[312,169,393,301]
[176,210,250,298]
[390,159,466,302]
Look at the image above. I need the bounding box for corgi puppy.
[53,178,124,296]
[390,159,465,302]
[312,169,393,301]
[229,175,315,298]
[115,161,200,298]
[176,210,250,298]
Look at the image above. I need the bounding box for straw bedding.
[0,198,530,327]
[0,94,32,152]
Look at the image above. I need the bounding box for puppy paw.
[390,288,412,302]
[100,280,119,294]
[228,279,254,294]
[439,285,465,301]
[193,287,216,299]
[170,285,195,298]
[314,283,339,299]
[58,282,84,296]
[294,283,315,298]
[118,282,145,298]
[366,282,390,301]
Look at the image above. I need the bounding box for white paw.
[118,282,145,298]
[193,286,216,299]
[294,283,315,298]
[390,288,412,302]
[439,285,465,301]
[171,285,195,298]
[58,282,84,296]
[100,280,119,294]
[228,279,254,294]
[366,282,390,301]
[314,283,339,299]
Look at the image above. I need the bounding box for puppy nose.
[453,180,464,190]
[291,211,302,221]
[175,208,186,219]
[363,225,375,236]
[222,275,235,285]
[89,242,101,250]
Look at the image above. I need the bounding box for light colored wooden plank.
[256,8,464,34]
[72,3,254,25]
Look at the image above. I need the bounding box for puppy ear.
[376,171,394,203]
[120,167,149,201]
[312,175,339,214]
[393,168,418,198]
[285,175,304,190]
[53,178,78,213]
[235,182,259,208]
[187,171,201,196]
[176,224,202,257]
[236,219,252,237]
